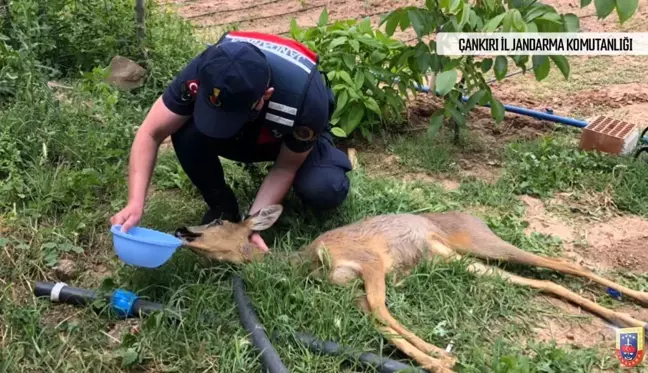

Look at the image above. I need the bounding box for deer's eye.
[207,219,223,227]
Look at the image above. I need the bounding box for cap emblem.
[209,88,222,107]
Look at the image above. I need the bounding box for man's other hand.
[249,232,269,252]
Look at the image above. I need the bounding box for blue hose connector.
[112,289,139,318]
[607,288,622,300]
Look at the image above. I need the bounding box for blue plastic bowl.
[111,225,182,268]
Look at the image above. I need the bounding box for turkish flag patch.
[180,79,200,102]
[257,126,279,144]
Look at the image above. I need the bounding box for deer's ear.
[247,204,283,231]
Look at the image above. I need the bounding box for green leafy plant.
[0,34,36,104]
[0,0,201,213]
[41,241,84,267]
[289,9,421,140]
[2,0,201,102]
[4,0,141,79]
[377,0,640,142]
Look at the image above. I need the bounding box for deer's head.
[174,204,283,264]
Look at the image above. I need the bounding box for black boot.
[201,208,241,224]
[200,185,241,224]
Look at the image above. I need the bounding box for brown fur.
[175,205,648,373]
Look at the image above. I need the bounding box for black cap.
[193,42,271,138]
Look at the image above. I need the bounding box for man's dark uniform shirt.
[160,31,351,222]
[161,31,334,162]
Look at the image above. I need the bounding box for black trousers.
[170,120,353,223]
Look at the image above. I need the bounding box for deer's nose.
[174,227,201,241]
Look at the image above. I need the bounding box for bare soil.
[582,216,648,272]
[163,0,421,40]
[106,319,142,346]
[519,195,648,351]
[359,152,464,191]
[488,0,648,118]
[533,296,617,350]
[519,195,577,247]
[520,194,648,274]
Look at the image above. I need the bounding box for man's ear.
[247,204,283,231]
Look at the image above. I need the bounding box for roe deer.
[174,204,648,373]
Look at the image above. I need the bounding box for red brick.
[579,116,639,155]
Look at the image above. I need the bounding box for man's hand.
[245,144,310,252]
[110,202,144,232]
[249,232,269,252]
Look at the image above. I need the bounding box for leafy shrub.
[135,3,204,96]
[4,0,140,79]
[289,9,421,141]
[0,33,37,103]
[0,0,203,220]
[0,73,134,216]
[2,0,201,98]
[288,1,638,141]
[377,0,640,140]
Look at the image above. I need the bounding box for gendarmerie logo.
[293,126,315,142]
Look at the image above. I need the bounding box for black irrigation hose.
[486,69,525,84]
[272,330,427,373]
[187,0,288,19]
[196,4,324,28]
[634,147,648,161]
[640,126,648,141]
[33,282,172,319]
[233,274,429,373]
[34,278,429,373]
[634,127,648,161]
[231,274,290,373]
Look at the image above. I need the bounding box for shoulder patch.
[180,79,200,102]
[293,126,315,142]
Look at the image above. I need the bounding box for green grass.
[0,157,632,372]
[1,106,626,372]
[385,129,488,176]
[388,128,648,218]
[500,136,648,217]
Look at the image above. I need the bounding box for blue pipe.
[410,82,648,144]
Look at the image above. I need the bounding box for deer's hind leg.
[505,252,648,307]
[319,261,455,371]
[317,241,456,370]
[451,226,648,306]
[467,261,648,331]
[355,296,455,373]
[360,264,456,369]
